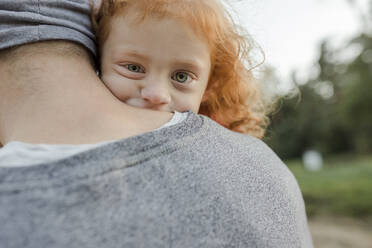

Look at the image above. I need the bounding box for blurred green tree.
[339,33,372,153]
[264,0,372,158]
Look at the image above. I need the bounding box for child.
[93,0,268,138]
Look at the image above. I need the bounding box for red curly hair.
[92,0,269,138]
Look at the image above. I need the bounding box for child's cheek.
[101,74,135,102]
[174,96,201,113]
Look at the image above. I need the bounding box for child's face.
[100,14,212,113]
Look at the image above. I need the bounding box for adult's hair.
[0,41,93,67]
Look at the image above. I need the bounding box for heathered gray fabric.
[0,0,96,55]
[0,112,313,248]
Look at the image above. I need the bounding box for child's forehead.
[109,16,211,55]
[113,13,193,35]
[116,18,212,55]
[109,1,218,44]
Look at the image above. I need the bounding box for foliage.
[287,155,372,218]
[264,3,372,159]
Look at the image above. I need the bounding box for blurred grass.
[286,155,372,218]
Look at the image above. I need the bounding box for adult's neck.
[0,43,171,145]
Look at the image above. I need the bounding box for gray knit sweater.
[0,113,313,248]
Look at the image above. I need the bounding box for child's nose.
[140,82,171,105]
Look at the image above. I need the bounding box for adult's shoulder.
[198,115,293,177]
[198,115,302,198]
[195,115,313,247]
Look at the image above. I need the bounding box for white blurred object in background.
[302,150,323,171]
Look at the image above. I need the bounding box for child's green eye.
[173,72,189,83]
[126,64,144,73]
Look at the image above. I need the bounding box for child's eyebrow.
[120,51,151,62]
[118,51,205,71]
[172,60,204,73]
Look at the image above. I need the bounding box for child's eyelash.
[171,71,196,84]
[122,64,145,73]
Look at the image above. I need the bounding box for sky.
[229,0,368,85]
